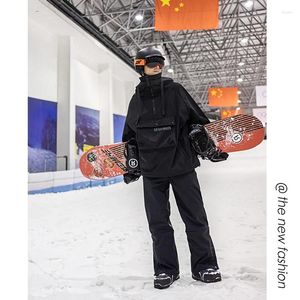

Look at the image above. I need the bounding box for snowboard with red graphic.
[80,114,264,180]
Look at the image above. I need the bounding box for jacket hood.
[138,73,173,88]
[136,74,174,117]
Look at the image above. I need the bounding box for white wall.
[72,60,102,110]
[28,0,139,171]
[28,18,57,102]
[112,76,127,116]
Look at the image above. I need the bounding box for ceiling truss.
[50,0,266,116]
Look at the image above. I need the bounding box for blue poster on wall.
[76,105,100,167]
[113,114,126,143]
[28,97,57,173]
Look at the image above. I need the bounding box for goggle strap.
[134,59,146,66]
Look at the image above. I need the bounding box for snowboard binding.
[189,124,229,162]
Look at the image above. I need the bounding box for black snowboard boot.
[154,273,180,289]
[192,267,221,283]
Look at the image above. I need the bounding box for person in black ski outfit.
[122,47,228,289]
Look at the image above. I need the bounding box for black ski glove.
[123,138,141,184]
[123,173,140,184]
[189,124,229,162]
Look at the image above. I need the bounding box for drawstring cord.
[161,79,165,116]
[136,86,141,125]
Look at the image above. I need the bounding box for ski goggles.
[146,57,165,68]
[146,61,164,69]
[134,57,165,69]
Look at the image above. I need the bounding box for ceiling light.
[237,78,243,82]
[135,14,143,21]
[236,107,241,110]
[244,1,254,9]
[237,91,241,95]
[238,62,245,66]
[240,37,249,46]
[167,68,174,73]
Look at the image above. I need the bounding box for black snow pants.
[142,170,219,276]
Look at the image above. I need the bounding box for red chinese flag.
[220,109,244,120]
[155,0,219,31]
[208,87,239,107]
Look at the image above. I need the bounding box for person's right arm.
[122,95,137,142]
[122,95,141,183]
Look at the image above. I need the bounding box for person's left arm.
[177,84,229,162]
[177,84,210,125]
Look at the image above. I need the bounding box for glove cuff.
[124,139,141,176]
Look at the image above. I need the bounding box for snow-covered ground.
[29,141,266,300]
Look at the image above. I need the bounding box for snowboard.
[80,114,264,180]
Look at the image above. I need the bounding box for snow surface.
[29,141,266,300]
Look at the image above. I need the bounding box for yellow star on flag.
[211,90,217,96]
[217,88,223,98]
[155,0,219,31]
[161,0,171,7]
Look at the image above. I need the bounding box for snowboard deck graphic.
[80,114,264,180]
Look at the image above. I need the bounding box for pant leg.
[143,176,179,276]
[170,170,218,274]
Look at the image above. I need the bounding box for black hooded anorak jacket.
[122,73,210,178]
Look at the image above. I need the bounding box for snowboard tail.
[205,114,265,153]
[80,143,127,180]
[80,114,264,180]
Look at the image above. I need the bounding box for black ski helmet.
[134,47,165,75]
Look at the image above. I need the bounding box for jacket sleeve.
[122,95,137,142]
[178,84,210,125]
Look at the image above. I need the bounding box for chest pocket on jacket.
[136,117,176,150]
